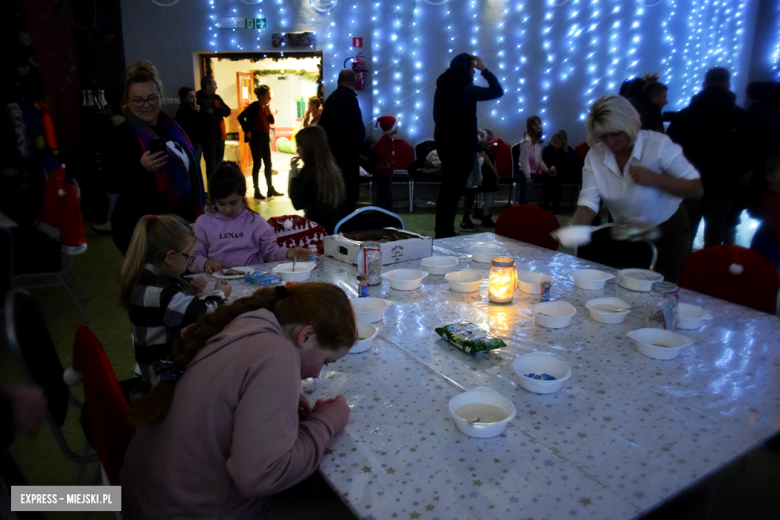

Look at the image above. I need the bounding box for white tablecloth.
[197,232,780,520]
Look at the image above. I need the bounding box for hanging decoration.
[252,69,320,85]
[272,32,317,48]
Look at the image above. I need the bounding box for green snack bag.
[435,321,506,355]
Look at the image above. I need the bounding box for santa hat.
[37,164,67,239]
[60,184,87,255]
[375,115,398,135]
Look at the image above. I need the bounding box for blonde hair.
[295,126,345,208]
[129,282,357,425]
[125,61,163,103]
[586,94,641,148]
[118,214,195,310]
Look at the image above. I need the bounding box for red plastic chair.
[680,244,780,315]
[494,205,561,251]
[491,138,512,179]
[267,215,328,255]
[71,326,135,486]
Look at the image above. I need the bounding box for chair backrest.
[511,142,522,178]
[5,288,69,427]
[267,215,328,255]
[494,205,561,251]
[393,139,414,170]
[334,206,405,234]
[680,244,780,314]
[72,326,135,486]
[491,139,513,179]
[575,224,657,270]
[415,140,436,161]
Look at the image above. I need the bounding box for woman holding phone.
[107,61,206,255]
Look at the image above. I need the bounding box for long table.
[207,232,780,520]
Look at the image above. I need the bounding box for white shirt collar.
[603,132,644,176]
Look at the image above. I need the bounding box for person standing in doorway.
[433,54,503,238]
[197,77,231,177]
[318,69,366,217]
[238,85,284,199]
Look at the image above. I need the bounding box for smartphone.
[149,138,167,155]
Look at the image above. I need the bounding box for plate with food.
[213,267,255,279]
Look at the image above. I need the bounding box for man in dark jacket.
[318,69,366,216]
[667,67,751,250]
[631,81,667,133]
[197,77,231,177]
[433,54,503,238]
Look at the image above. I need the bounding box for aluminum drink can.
[540,280,552,302]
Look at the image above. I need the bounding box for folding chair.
[334,207,406,234]
[4,289,98,483]
[575,223,658,270]
[69,326,136,486]
[267,215,328,255]
[409,140,440,213]
[680,244,780,315]
[495,205,561,251]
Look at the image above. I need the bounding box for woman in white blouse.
[569,94,704,283]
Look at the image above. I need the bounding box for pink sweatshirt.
[519,134,548,178]
[120,309,339,519]
[190,206,288,272]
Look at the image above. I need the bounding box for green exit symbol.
[245,18,266,29]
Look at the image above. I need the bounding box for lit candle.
[488,256,517,304]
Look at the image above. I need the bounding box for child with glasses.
[119,214,232,389]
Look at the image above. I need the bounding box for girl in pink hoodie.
[190,162,309,273]
[122,282,356,519]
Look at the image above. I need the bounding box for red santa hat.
[37,164,67,239]
[60,184,87,255]
[375,115,398,135]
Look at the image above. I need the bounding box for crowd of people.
[39,55,776,517]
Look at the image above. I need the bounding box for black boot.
[481,215,495,228]
[254,188,265,200]
[267,187,284,197]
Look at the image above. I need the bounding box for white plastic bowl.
[570,269,615,290]
[512,352,572,394]
[351,298,392,323]
[530,301,576,328]
[470,245,502,263]
[421,256,458,275]
[351,323,381,354]
[517,270,554,294]
[550,225,595,247]
[627,328,694,360]
[445,270,484,293]
[617,268,664,291]
[585,297,632,324]
[676,303,714,330]
[448,387,516,438]
[381,269,428,290]
[272,261,316,282]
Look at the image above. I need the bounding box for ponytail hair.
[129,282,357,426]
[295,126,345,208]
[118,214,195,310]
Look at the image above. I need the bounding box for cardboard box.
[323,228,433,266]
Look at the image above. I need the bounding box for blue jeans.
[516,175,532,205]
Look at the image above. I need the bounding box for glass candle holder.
[488,256,517,303]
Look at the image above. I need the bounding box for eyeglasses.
[179,252,193,260]
[130,95,160,108]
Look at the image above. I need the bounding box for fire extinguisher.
[344,52,367,90]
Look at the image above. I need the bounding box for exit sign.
[216,17,266,29]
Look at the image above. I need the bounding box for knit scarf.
[125,111,206,219]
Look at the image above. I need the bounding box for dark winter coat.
[317,86,365,162]
[666,88,751,198]
[433,53,504,152]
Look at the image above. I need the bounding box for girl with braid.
[120,282,356,519]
